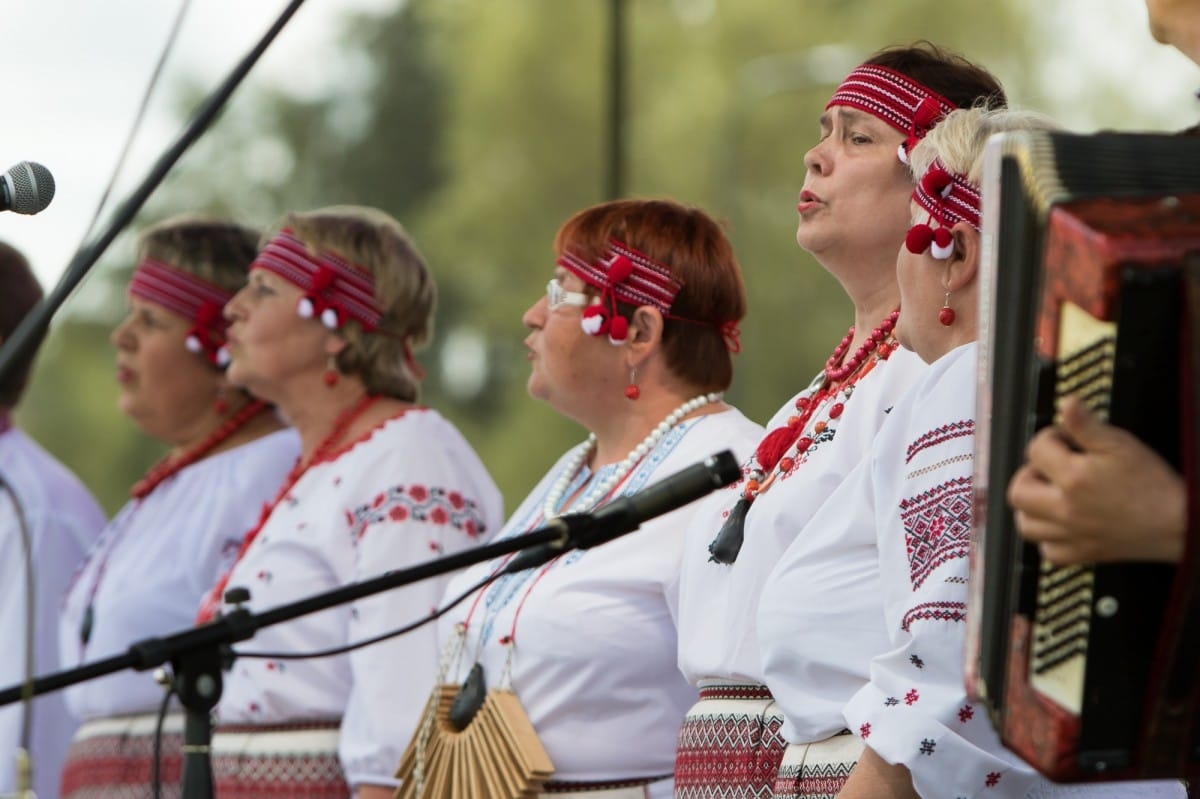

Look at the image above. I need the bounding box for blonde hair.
[281,205,436,401]
[137,214,262,294]
[908,105,1061,186]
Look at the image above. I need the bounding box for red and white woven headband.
[556,238,681,344]
[252,229,384,332]
[905,157,981,259]
[555,238,741,351]
[826,64,957,163]
[129,257,233,367]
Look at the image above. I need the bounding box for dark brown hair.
[554,199,746,393]
[866,40,1007,110]
[0,241,44,408]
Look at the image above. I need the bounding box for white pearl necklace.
[542,391,723,520]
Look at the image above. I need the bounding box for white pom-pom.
[215,347,231,368]
[320,307,340,330]
[897,143,909,164]
[297,297,315,319]
[185,335,203,355]
[931,239,955,260]
[580,315,604,335]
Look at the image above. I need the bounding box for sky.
[0,0,397,304]
[0,0,1197,305]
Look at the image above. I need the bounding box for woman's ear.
[945,223,980,292]
[626,306,664,360]
[323,332,348,357]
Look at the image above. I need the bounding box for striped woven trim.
[826,64,955,137]
[212,719,340,757]
[556,238,680,314]
[542,773,673,794]
[72,711,186,740]
[697,683,773,701]
[129,257,232,327]
[912,157,981,231]
[253,229,383,331]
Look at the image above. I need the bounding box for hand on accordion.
[1007,395,1186,565]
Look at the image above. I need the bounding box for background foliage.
[14,0,1184,515]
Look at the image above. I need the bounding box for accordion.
[967,129,1200,781]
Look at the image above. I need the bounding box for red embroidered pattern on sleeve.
[900,600,967,632]
[904,419,974,464]
[346,484,489,542]
[899,475,971,589]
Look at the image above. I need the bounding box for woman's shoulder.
[331,407,498,492]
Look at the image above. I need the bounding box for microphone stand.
[0,0,310,388]
[0,522,577,799]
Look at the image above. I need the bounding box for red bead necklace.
[708,309,899,564]
[749,308,899,486]
[195,392,381,623]
[823,309,900,382]
[130,399,270,500]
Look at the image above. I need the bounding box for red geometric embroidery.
[674,710,786,798]
[900,476,971,589]
[905,689,919,705]
[347,484,488,542]
[958,705,974,723]
[859,723,871,739]
[905,419,974,464]
[985,772,1001,787]
[901,600,967,632]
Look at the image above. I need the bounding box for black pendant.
[79,604,94,646]
[708,497,751,564]
[448,662,487,731]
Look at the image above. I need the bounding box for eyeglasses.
[545,279,590,311]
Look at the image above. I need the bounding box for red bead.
[795,396,811,411]
[624,383,641,400]
[778,457,795,472]
[796,436,814,453]
[829,403,844,419]
[324,369,338,386]
[939,306,956,326]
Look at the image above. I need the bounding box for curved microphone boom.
[1,161,55,215]
[504,449,742,574]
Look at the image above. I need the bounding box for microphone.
[504,449,741,573]
[1,162,55,215]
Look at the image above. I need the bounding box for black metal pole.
[605,0,627,200]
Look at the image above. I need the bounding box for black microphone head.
[707,449,742,487]
[3,161,55,214]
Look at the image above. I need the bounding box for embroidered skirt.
[673,683,786,799]
[211,720,347,799]
[60,712,185,799]
[771,732,862,799]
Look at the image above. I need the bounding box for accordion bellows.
[394,685,554,799]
